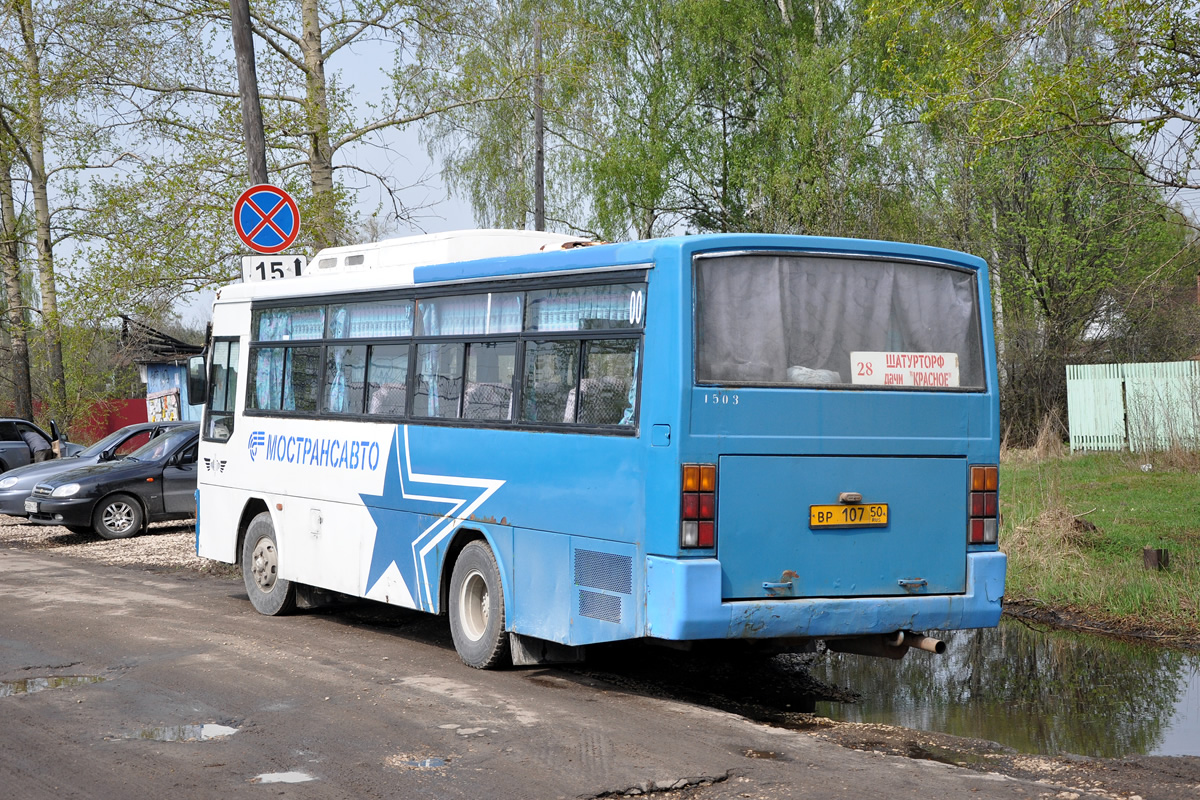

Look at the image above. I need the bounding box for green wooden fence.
[1066,361,1200,452]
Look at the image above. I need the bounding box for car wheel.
[92,494,144,539]
[241,511,295,616]
[448,540,510,669]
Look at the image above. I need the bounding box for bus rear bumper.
[644,551,1006,641]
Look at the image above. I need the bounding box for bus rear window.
[695,253,985,390]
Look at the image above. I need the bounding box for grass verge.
[1001,448,1200,641]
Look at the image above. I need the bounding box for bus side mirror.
[187,355,208,405]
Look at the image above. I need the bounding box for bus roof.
[214,230,987,304]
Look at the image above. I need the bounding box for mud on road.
[3,517,1198,800]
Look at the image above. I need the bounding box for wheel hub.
[251,537,278,592]
[103,503,134,533]
[459,569,489,641]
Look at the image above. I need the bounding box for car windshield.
[78,428,140,458]
[127,427,195,462]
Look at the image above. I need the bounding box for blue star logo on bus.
[360,426,505,612]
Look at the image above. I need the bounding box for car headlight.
[0,476,18,489]
[50,483,81,498]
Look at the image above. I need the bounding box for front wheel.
[448,540,510,669]
[92,494,144,539]
[241,512,295,615]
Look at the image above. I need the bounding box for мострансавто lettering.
[263,434,380,471]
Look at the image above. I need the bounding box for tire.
[448,540,510,669]
[92,494,144,540]
[241,511,295,616]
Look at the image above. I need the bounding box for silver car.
[0,421,189,520]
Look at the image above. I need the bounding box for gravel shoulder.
[3,516,1197,800]
[0,516,236,576]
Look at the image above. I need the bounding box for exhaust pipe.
[826,631,946,660]
[904,633,947,654]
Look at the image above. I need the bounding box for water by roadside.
[813,618,1200,758]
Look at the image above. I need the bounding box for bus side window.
[248,345,320,413]
[521,341,578,423]
[463,342,516,421]
[576,339,638,425]
[413,343,464,419]
[206,339,240,441]
[366,344,409,416]
[324,345,367,414]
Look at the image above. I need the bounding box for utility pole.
[533,19,545,231]
[231,0,268,184]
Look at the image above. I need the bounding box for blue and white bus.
[191,229,1006,668]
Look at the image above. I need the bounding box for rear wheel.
[92,494,144,539]
[448,540,510,669]
[241,512,295,615]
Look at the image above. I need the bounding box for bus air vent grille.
[578,590,621,624]
[574,549,633,595]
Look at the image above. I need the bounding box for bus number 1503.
[703,392,739,405]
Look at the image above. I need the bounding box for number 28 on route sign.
[233,184,300,254]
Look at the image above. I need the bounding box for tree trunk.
[299,0,336,248]
[16,0,68,421]
[231,0,268,185]
[0,151,33,419]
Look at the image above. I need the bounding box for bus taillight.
[681,463,717,549]
[968,465,999,544]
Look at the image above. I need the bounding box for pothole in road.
[0,675,106,696]
[386,752,449,770]
[742,749,782,760]
[129,723,239,742]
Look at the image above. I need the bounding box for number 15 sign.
[242,255,308,283]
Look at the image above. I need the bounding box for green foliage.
[417,0,604,231]
[854,0,1200,442]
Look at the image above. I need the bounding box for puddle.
[387,752,449,770]
[132,724,239,742]
[812,618,1200,758]
[252,771,315,784]
[742,749,780,760]
[0,676,105,697]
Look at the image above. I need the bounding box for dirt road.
[2,521,1197,799]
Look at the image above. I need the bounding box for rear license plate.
[809,503,888,529]
[24,499,37,513]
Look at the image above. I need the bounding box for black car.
[25,424,199,539]
[0,421,193,518]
